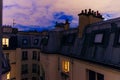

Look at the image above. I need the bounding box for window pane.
[88,70,95,80]
[97,73,104,80]
[2,38,9,47]
[94,34,103,43]
[32,51,37,60]
[32,64,37,73]
[22,51,28,60]
[62,61,70,72]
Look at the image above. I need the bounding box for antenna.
[13,19,16,27]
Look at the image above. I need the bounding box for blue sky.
[3,0,120,31]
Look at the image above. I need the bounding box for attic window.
[22,39,28,45]
[34,39,39,45]
[94,33,103,43]
[41,36,49,45]
[62,33,76,45]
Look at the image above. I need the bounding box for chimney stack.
[64,19,70,30]
[78,9,104,38]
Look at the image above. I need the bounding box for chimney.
[88,9,92,14]
[85,9,87,14]
[64,19,70,30]
[78,9,104,38]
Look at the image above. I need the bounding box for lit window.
[7,72,10,80]
[62,61,70,72]
[2,38,9,47]
[94,34,103,43]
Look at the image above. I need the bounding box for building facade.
[2,26,41,80]
[2,9,120,80]
[40,9,120,80]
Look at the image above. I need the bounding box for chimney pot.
[88,9,91,13]
[85,9,87,14]
[81,10,84,14]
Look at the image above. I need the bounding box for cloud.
[3,0,120,30]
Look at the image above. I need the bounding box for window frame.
[87,70,104,80]
[22,51,28,60]
[62,60,70,73]
[94,33,104,44]
[2,38,9,47]
[41,35,49,46]
[91,29,110,46]
[32,51,37,60]
[32,64,37,73]
[21,64,28,74]
[114,28,120,47]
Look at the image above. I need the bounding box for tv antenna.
[13,19,16,27]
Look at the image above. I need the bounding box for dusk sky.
[3,0,120,31]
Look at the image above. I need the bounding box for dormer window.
[90,29,109,47]
[41,36,49,45]
[22,39,28,45]
[62,33,76,45]
[34,39,39,45]
[113,29,120,46]
[2,38,9,47]
[94,33,103,43]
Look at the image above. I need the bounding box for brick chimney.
[78,9,104,38]
[55,19,70,31]
[64,19,70,30]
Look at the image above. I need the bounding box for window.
[21,64,28,74]
[94,34,103,43]
[7,72,10,80]
[114,29,120,46]
[32,51,37,60]
[2,38,9,47]
[22,39,28,45]
[38,52,40,61]
[38,65,40,74]
[41,36,49,45]
[32,64,37,73]
[91,29,110,46]
[62,60,70,72]
[62,33,76,45]
[22,51,28,60]
[34,39,39,45]
[32,77,37,80]
[87,70,104,80]
[118,35,120,43]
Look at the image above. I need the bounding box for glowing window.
[62,61,70,72]
[2,38,9,47]
[7,72,10,79]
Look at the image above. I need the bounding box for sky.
[3,0,120,31]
